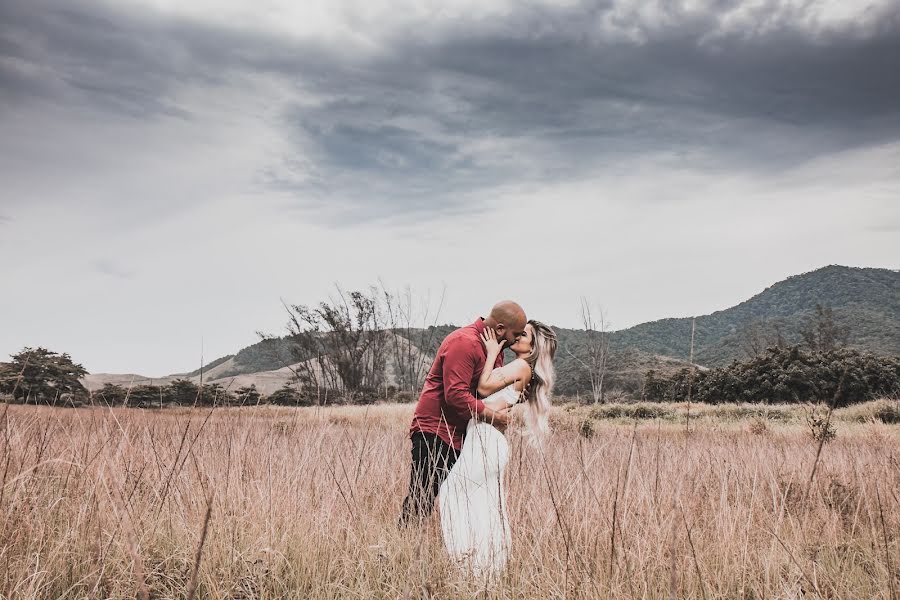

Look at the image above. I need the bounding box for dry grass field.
[1,400,898,599]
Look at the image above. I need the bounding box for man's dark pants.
[399,431,458,526]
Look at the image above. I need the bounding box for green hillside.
[611,265,899,367]
[184,265,899,394]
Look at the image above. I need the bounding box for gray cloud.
[2,0,900,221]
[92,258,136,280]
[867,221,900,233]
[1,0,898,376]
[273,1,900,219]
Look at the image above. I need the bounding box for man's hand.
[480,405,511,431]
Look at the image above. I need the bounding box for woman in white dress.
[438,320,557,579]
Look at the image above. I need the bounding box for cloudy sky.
[1,0,898,376]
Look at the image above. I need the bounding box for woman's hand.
[481,327,506,356]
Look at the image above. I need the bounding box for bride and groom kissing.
[398,300,558,577]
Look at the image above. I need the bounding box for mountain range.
[81,265,899,396]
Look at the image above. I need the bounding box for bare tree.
[566,298,611,404]
[380,282,446,395]
[282,285,387,402]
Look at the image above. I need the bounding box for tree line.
[2,287,898,407]
[644,346,900,406]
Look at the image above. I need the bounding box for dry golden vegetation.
[1,400,898,599]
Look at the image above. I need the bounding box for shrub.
[645,346,900,406]
[869,400,900,424]
[703,404,791,422]
[805,406,837,443]
[92,383,129,406]
[840,398,900,424]
[234,385,263,406]
[578,418,595,439]
[630,403,667,419]
[268,385,306,406]
[393,390,416,403]
[590,403,672,421]
[748,417,768,435]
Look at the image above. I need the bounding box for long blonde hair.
[522,320,557,446]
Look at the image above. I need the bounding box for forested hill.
[609,265,899,367]
[185,265,899,381]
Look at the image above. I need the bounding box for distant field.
[1,401,898,598]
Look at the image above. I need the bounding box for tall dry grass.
[0,401,898,599]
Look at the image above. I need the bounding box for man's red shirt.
[409,318,504,450]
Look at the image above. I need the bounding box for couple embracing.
[398,300,558,578]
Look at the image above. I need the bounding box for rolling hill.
[607,265,899,367]
[81,265,899,395]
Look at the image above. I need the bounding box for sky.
[1,0,899,376]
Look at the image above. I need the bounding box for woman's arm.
[477,328,531,398]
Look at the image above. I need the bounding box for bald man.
[399,300,527,526]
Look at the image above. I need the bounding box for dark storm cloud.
[2,0,899,219]
[0,0,339,120]
[272,1,900,218]
[339,4,900,159]
[1,0,175,116]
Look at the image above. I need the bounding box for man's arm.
[442,341,510,429]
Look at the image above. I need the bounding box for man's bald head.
[485,300,527,346]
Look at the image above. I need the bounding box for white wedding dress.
[438,383,520,578]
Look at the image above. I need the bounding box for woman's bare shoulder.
[510,358,532,378]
